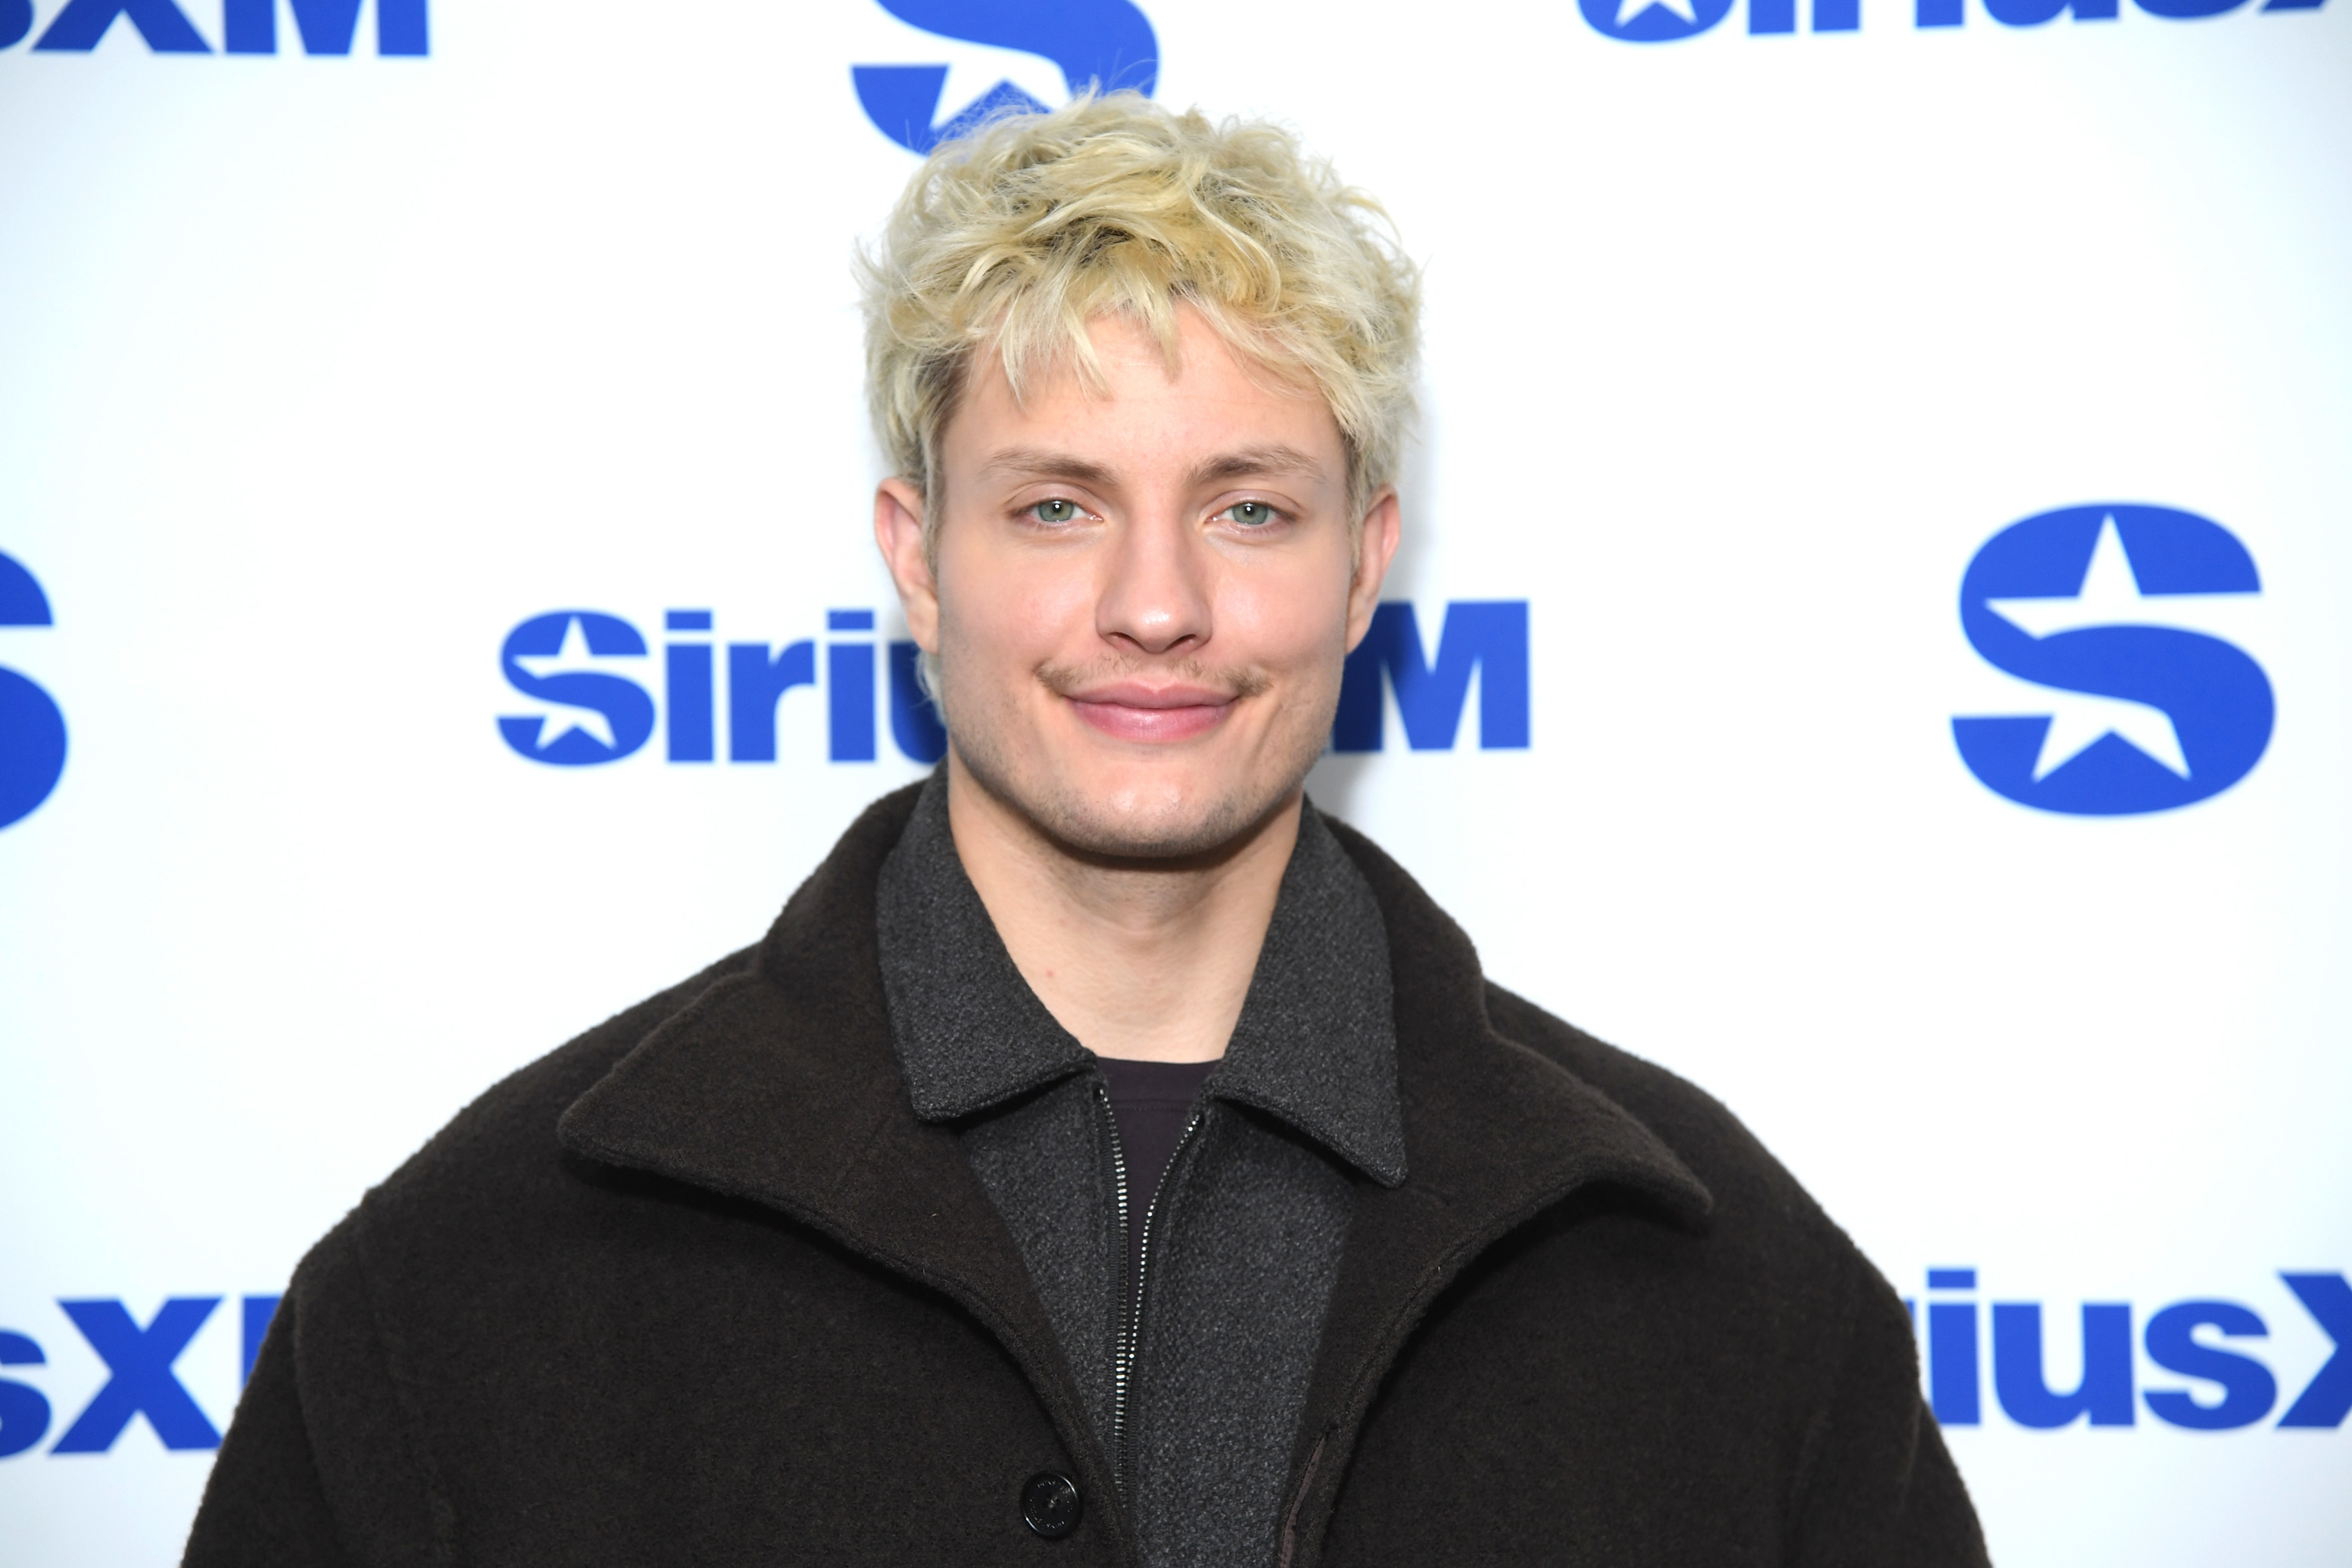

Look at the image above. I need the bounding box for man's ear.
[874,478,939,652]
[1343,488,1402,653]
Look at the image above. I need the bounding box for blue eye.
[1029,499,1082,524]
[1224,501,1277,527]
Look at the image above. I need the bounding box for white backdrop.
[2,1,2348,1562]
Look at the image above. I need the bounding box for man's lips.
[1063,682,1237,743]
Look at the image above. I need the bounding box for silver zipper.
[1096,1082,1204,1499]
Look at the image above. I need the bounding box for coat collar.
[558,781,1710,1566]
[1272,819,1711,1567]
[555,784,1113,1524]
[872,773,1407,1186]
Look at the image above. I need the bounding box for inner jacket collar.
[874,773,1409,1188]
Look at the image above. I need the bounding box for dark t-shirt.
[1094,1055,1215,1285]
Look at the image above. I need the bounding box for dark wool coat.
[185,784,1989,1568]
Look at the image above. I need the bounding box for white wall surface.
[1,1,2346,1562]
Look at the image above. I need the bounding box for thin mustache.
[1036,657,1274,703]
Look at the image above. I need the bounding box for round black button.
[1020,1470,1082,1539]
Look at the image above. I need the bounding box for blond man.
[188,97,1987,1568]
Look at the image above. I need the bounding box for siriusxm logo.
[497,598,1529,768]
[0,0,428,55]
[0,1295,279,1457]
[1953,504,2272,816]
[500,608,946,768]
[852,0,1158,154]
[1581,0,2321,42]
[1909,1269,2350,1432]
[0,551,66,832]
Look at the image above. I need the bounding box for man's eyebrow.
[975,445,1331,490]
[975,448,1119,487]
[1189,445,1328,487]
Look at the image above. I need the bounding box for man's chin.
[1042,795,1271,863]
[956,746,1303,865]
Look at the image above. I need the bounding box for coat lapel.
[555,784,1126,1549]
[1276,822,1714,1568]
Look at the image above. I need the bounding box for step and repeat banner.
[2,1,2347,1562]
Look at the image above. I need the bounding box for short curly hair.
[858,92,1422,553]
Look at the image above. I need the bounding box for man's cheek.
[1005,586,1097,658]
[1229,591,1349,672]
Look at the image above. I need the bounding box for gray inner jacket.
[874,776,1408,1568]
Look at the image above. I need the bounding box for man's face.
[876,306,1399,860]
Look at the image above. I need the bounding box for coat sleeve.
[1786,1257,1991,1568]
[183,1220,444,1568]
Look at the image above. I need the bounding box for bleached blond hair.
[858,93,1421,553]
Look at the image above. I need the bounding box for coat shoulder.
[356,946,762,1228]
[1481,979,1858,1271]
[1479,983,1972,1536]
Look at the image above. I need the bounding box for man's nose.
[1095,511,1212,656]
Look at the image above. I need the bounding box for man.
[187,96,1986,1567]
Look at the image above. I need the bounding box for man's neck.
[942,759,1300,1064]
